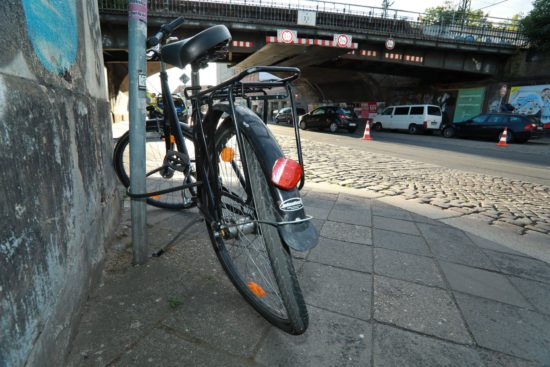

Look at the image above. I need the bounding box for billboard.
[453,87,485,122]
[508,84,550,128]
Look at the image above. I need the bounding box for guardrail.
[98,0,527,47]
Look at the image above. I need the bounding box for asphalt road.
[268,123,550,186]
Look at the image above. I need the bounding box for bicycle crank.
[163,150,190,175]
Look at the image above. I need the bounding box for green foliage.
[422,1,488,26]
[168,296,183,309]
[520,0,550,49]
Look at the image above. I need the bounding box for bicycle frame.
[139,38,316,251]
[124,17,318,335]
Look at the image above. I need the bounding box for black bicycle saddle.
[161,25,232,69]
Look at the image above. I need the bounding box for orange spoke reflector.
[161,135,176,144]
[150,195,161,199]
[247,281,267,298]
[220,147,235,162]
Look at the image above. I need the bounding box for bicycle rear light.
[220,146,235,162]
[271,157,302,190]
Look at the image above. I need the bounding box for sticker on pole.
[277,29,297,44]
[138,73,147,90]
[129,0,147,22]
[334,34,352,48]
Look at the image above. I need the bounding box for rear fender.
[211,104,319,251]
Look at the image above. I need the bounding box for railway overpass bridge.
[99,0,526,109]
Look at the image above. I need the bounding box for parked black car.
[442,113,544,143]
[299,106,359,133]
[274,107,306,124]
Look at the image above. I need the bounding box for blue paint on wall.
[21,0,78,74]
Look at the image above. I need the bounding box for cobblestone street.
[276,135,550,236]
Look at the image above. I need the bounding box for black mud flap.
[211,103,319,252]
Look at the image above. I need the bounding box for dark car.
[299,106,359,133]
[442,113,544,143]
[274,107,306,124]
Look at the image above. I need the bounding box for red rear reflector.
[271,158,302,190]
[524,124,534,130]
[423,121,428,128]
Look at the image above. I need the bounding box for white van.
[373,104,442,134]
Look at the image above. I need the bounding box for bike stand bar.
[128,1,148,265]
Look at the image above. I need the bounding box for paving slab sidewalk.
[66,184,550,366]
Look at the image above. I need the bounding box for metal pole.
[128,0,148,264]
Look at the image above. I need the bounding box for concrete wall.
[506,49,550,83]
[0,1,119,366]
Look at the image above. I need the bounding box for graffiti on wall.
[21,0,77,74]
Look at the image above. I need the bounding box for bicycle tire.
[207,119,308,334]
[113,124,196,210]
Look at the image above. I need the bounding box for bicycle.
[112,17,319,335]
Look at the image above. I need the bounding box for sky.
[323,0,531,18]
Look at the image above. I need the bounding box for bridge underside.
[227,43,494,102]
[101,17,508,115]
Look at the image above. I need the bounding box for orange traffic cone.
[497,128,508,147]
[362,121,372,141]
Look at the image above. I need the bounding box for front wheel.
[505,130,514,144]
[113,125,196,209]
[299,120,307,130]
[208,121,308,334]
[442,126,455,138]
[373,122,383,131]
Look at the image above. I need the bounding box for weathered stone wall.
[506,49,550,83]
[0,1,119,366]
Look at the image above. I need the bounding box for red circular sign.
[385,38,395,50]
[281,30,294,43]
[337,34,349,47]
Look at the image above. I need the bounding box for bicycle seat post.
[191,64,200,96]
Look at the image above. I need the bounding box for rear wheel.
[208,121,308,334]
[329,122,338,133]
[113,125,196,210]
[408,124,419,135]
[515,137,528,143]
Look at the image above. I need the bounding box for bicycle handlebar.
[146,16,185,48]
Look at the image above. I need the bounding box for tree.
[422,1,487,26]
[520,0,550,49]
